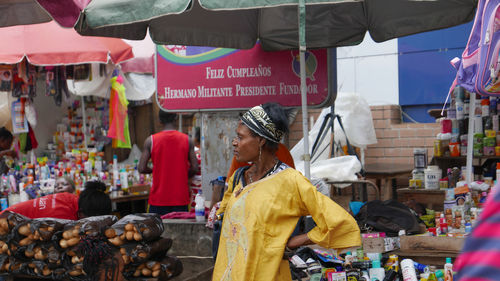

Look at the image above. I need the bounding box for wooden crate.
[399,235,465,253]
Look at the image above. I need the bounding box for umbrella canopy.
[0,0,51,27]
[42,0,476,178]
[0,0,89,28]
[0,21,133,65]
[65,0,477,51]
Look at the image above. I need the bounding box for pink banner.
[156,44,330,111]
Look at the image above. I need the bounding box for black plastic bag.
[355,199,421,236]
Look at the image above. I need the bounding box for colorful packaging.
[385,254,400,272]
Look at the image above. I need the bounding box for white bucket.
[424,166,442,190]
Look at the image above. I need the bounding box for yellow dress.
[213,168,361,281]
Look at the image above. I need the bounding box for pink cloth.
[161,212,195,220]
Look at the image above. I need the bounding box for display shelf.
[431,156,500,177]
[397,188,446,210]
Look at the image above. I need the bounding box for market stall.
[0,22,158,214]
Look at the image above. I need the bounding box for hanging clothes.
[107,73,131,148]
[28,123,38,150]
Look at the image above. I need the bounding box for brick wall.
[287,105,440,166]
[365,105,439,166]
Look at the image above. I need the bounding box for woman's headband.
[241,105,284,143]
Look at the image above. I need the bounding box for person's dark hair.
[194,127,201,143]
[159,110,177,125]
[78,181,112,217]
[0,127,13,141]
[78,236,118,281]
[261,102,289,150]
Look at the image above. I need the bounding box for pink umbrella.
[0,21,133,65]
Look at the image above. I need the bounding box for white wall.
[337,34,399,106]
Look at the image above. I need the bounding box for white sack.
[333,92,377,148]
[296,155,361,182]
[291,92,377,166]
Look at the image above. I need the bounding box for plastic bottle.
[401,259,418,281]
[112,155,119,189]
[369,260,385,281]
[444,258,453,281]
[345,251,354,265]
[435,270,445,281]
[414,261,430,274]
[119,168,129,193]
[195,191,205,222]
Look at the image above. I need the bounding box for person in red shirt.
[3,180,111,220]
[139,111,199,216]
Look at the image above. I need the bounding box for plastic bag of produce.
[27,260,52,278]
[106,213,163,246]
[31,218,73,241]
[59,215,117,249]
[119,238,173,265]
[1,211,31,239]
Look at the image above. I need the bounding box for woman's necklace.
[235,159,280,197]
[248,172,254,184]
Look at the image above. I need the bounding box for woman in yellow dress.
[213,103,361,281]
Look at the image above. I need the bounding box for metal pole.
[299,0,310,179]
[466,93,475,184]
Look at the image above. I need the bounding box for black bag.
[212,167,248,259]
[354,200,421,236]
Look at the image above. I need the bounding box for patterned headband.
[241,105,284,143]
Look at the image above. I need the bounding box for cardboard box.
[399,235,465,253]
[362,236,400,253]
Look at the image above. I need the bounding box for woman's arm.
[286,233,312,249]
[294,173,361,250]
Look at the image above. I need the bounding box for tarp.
[66,63,154,101]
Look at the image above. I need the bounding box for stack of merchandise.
[49,97,109,159]
[0,153,150,211]
[287,246,453,281]
[0,212,181,280]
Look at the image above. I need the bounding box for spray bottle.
[444,258,453,281]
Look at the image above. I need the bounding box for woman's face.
[55,178,74,194]
[232,122,261,163]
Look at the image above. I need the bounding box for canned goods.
[434,140,443,157]
[473,143,483,156]
[484,137,496,147]
[474,133,485,144]
[485,130,497,138]
[409,179,423,188]
[449,142,460,157]
[484,146,496,156]
[439,180,448,189]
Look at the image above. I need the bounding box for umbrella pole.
[81,96,88,150]
[298,0,311,179]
